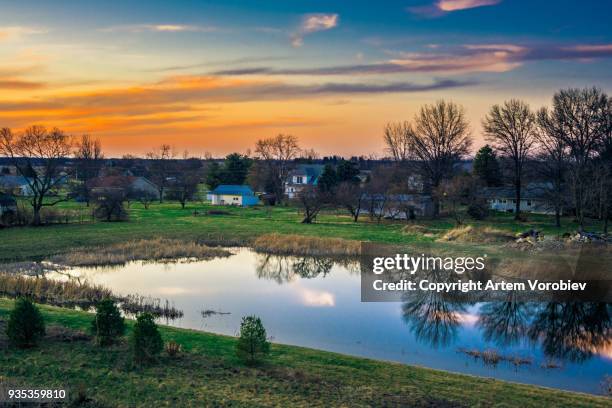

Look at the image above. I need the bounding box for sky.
[0,0,611,157]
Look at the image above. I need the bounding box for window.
[296,176,304,184]
[527,201,532,206]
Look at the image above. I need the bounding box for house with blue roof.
[208,185,259,207]
[284,164,324,199]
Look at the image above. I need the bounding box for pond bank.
[0,298,608,407]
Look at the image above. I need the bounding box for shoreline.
[0,298,609,406]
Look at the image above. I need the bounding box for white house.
[484,183,559,215]
[284,164,324,199]
[208,185,259,206]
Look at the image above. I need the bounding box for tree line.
[1,86,610,230]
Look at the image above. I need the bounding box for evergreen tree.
[317,164,338,192]
[473,145,502,187]
[7,298,45,348]
[235,316,270,365]
[336,160,360,184]
[131,313,163,364]
[91,298,125,346]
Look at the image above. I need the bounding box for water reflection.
[401,290,612,364]
[38,248,611,394]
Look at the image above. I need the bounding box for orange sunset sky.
[1,0,611,157]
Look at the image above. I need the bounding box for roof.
[483,183,553,200]
[211,185,254,196]
[87,176,157,189]
[289,164,324,178]
[0,175,31,187]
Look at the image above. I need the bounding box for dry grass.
[438,225,514,244]
[0,273,112,308]
[252,233,361,256]
[0,274,183,319]
[50,238,232,267]
[402,224,431,235]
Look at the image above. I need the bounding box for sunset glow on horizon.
[1,0,611,157]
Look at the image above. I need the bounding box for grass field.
[0,298,608,407]
[0,200,601,262]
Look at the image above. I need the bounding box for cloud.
[299,288,335,307]
[0,74,472,133]
[409,0,501,17]
[0,26,47,41]
[291,13,339,47]
[213,42,612,77]
[0,79,45,90]
[436,0,501,12]
[99,24,216,33]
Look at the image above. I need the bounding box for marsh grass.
[0,274,183,319]
[50,238,232,267]
[0,274,112,308]
[439,226,515,244]
[459,348,533,369]
[253,233,361,256]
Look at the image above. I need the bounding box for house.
[87,176,159,198]
[284,164,324,199]
[483,183,559,215]
[208,185,259,206]
[361,193,435,219]
[0,193,17,216]
[0,176,33,196]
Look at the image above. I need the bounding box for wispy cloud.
[0,26,47,41]
[291,13,339,47]
[99,24,216,33]
[409,0,501,17]
[0,74,472,131]
[437,0,501,11]
[213,42,612,76]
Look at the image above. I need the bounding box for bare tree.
[146,144,176,202]
[295,185,327,224]
[407,101,472,217]
[0,126,72,225]
[73,134,104,206]
[335,182,365,222]
[254,134,300,203]
[383,121,412,161]
[483,99,536,220]
[538,88,608,229]
[536,108,569,227]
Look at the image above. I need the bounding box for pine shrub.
[235,315,270,365]
[131,313,163,364]
[6,297,45,348]
[91,298,125,346]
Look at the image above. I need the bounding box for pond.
[46,248,611,395]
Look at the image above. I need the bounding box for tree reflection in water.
[403,288,611,364]
[401,269,473,348]
[255,254,333,283]
[527,302,611,363]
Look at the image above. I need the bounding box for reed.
[0,273,112,308]
[50,238,232,267]
[439,226,514,243]
[0,274,183,320]
[252,233,361,256]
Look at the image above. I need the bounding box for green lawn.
[0,200,601,262]
[0,299,608,407]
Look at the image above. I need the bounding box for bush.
[6,297,45,348]
[467,201,489,220]
[91,298,125,346]
[131,313,163,364]
[235,316,270,365]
